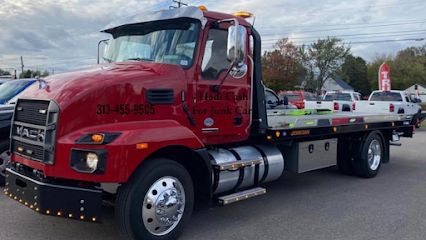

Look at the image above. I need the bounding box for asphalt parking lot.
[1,129,425,240]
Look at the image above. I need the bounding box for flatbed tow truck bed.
[266,109,413,140]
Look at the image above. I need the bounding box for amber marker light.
[91,134,104,143]
[275,131,281,138]
[198,5,208,11]
[136,143,149,150]
[232,11,254,18]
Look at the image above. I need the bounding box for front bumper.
[3,168,103,222]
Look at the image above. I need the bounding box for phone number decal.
[96,104,156,115]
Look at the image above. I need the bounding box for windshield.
[283,94,301,101]
[0,80,31,104]
[104,20,199,67]
[324,93,351,101]
[370,92,403,101]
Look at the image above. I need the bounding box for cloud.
[0,0,425,73]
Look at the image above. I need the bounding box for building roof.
[334,76,354,91]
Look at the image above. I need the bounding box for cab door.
[191,25,251,145]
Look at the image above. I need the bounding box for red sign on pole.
[378,63,391,91]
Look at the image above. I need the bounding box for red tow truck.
[4,6,415,240]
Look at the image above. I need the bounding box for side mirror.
[227,21,247,78]
[283,96,289,106]
[97,39,110,64]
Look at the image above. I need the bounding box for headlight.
[86,153,99,170]
[70,149,107,174]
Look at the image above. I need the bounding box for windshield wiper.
[126,57,153,62]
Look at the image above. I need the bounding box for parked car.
[266,88,297,110]
[355,90,421,116]
[0,104,14,186]
[0,79,36,185]
[305,91,361,112]
[0,79,37,105]
[280,91,316,109]
[0,79,11,85]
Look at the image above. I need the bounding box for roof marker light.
[232,11,254,18]
[198,5,208,11]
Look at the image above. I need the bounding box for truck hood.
[19,62,185,109]
[18,62,187,135]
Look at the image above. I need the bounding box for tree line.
[0,69,49,78]
[262,38,426,96]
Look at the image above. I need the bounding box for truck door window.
[201,29,229,80]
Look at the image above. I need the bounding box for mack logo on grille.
[16,125,45,142]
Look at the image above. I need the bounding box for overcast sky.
[0,0,425,74]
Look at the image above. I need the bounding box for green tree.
[19,69,49,78]
[262,38,306,91]
[367,44,426,90]
[0,69,11,76]
[298,37,350,94]
[340,55,370,96]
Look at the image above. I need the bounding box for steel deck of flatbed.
[267,109,412,130]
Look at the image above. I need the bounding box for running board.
[389,141,402,146]
[217,187,267,205]
[213,159,263,171]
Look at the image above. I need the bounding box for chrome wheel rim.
[0,149,10,177]
[142,176,185,236]
[368,139,381,171]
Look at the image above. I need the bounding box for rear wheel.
[116,159,194,240]
[353,131,384,178]
[0,140,10,186]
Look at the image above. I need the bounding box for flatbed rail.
[265,110,414,141]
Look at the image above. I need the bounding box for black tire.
[116,158,194,240]
[337,139,354,175]
[0,140,10,187]
[352,131,384,178]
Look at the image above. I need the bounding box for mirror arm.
[211,60,237,93]
[97,39,109,64]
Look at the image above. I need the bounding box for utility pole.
[20,56,24,75]
[170,0,187,8]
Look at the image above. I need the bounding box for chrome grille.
[15,99,50,125]
[11,99,59,164]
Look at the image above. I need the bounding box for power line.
[298,0,426,14]
[259,20,426,35]
[260,18,426,30]
[261,37,425,47]
[170,0,188,9]
[262,29,426,42]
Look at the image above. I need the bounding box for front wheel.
[0,140,11,186]
[116,159,194,240]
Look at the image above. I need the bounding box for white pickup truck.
[355,90,421,116]
[304,91,361,112]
